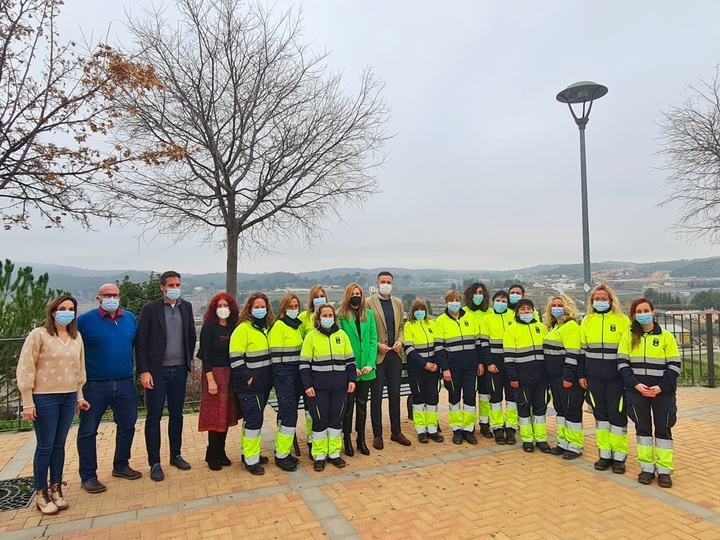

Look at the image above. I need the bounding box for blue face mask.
[472,294,484,306]
[312,297,327,308]
[494,301,508,313]
[101,298,120,311]
[635,313,653,326]
[414,310,426,321]
[285,309,299,319]
[320,317,335,329]
[165,288,182,301]
[54,311,75,326]
[447,301,462,313]
[593,301,610,313]
[551,307,565,319]
[509,293,522,304]
[519,313,534,324]
[251,308,267,319]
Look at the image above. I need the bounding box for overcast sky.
[4,0,720,274]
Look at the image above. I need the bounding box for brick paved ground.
[0,387,718,539]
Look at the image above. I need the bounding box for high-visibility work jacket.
[299,327,356,391]
[434,308,482,372]
[617,323,681,393]
[503,318,548,384]
[580,312,631,379]
[480,310,514,368]
[544,320,582,382]
[404,319,440,373]
[268,317,303,366]
[230,320,272,393]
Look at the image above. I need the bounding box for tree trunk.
[225,230,239,297]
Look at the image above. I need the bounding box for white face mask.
[378,283,392,296]
[216,307,231,319]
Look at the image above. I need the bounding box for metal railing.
[1,313,716,432]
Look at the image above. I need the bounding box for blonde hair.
[306,285,328,314]
[338,283,367,322]
[277,292,301,319]
[544,294,579,329]
[444,290,461,303]
[585,284,623,315]
[313,304,337,329]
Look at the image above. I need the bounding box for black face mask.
[349,296,362,307]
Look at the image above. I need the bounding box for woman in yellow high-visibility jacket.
[463,282,493,439]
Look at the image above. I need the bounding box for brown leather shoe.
[391,433,411,446]
[373,436,384,450]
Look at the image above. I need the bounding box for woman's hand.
[477,364,485,376]
[361,366,373,375]
[348,382,356,394]
[442,369,452,382]
[648,385,662,397]
[22,406,36,421]
[562,380,572,389]
[424,362,437,372]
[77,400,91,411]
[488,364,499,374]
[247,377,253,387]
[510,381,519,389]
[579,378,588,390]
[305,387,316,398]
[356,369,363,377]
[208,380,218,395]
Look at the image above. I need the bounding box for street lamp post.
[556,81,608,294]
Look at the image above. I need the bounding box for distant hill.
[13,256,720,298]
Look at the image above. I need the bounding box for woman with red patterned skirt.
[198,293,241,470]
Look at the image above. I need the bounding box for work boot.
[429,432,444,443]
[343,433,354,457]
[494,429,506,445]
[479,423,493,438]
[245,463,265,476]
[274,456,297,472]
[612,460,626,475]
[464,431,478,445]
[452,431,463,445]
[314,459,326,472]
[328,456,346,468]
[522,442,534,453]
[638,471,655,485]
[594,458,612,471]
[536,441,551,454]
[504,428,517,445]
[562,450,580,460]
[418,432,429,443]
[657,474,672,488]
[36,488,59,515]
[550,446,565,456]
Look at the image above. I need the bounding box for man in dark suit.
[136,270,197,481]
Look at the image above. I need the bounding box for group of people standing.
[16,271,681,516]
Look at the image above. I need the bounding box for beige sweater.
[16,327,86,408]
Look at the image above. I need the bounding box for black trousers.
[587,376,627,428]
[343,378,372,435]
[308,389,346,432]
[627,390,676,441]
[489,368,514,404]
[273,363,303,429]
[549,378,584,424]
[444,369,476,407]
[371,353,402,436]
[515,381,548,419]
[409,370,441,406]
[236,391,269,431]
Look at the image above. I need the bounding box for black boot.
[343,433,354,457]
[479,423,493,438]
[217,431,231,466]
[206,432,222,471]
[356,435,370,455]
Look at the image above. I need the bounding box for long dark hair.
[239,292,275,326]
[629,297,654,349]
[44,295,79,339]
[203,292,240,327]
[463,282,489,311]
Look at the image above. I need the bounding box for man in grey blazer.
[367,271,411,448]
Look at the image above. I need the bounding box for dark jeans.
[145,366,188,466]
[33,392,76,491]
[371,352,402,436]
[77,378,138,481]
[343,378,372,435]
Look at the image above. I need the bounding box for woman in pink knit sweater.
[16,295,90,515]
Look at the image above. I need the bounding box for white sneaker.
[36,489,59,515]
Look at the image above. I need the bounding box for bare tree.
[106,0,390,296]
[0,0,164,230]
[659,66,720,243]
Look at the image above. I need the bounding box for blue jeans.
[77,378,138,481]
[33,392,77,491]
[144,366,188,466]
